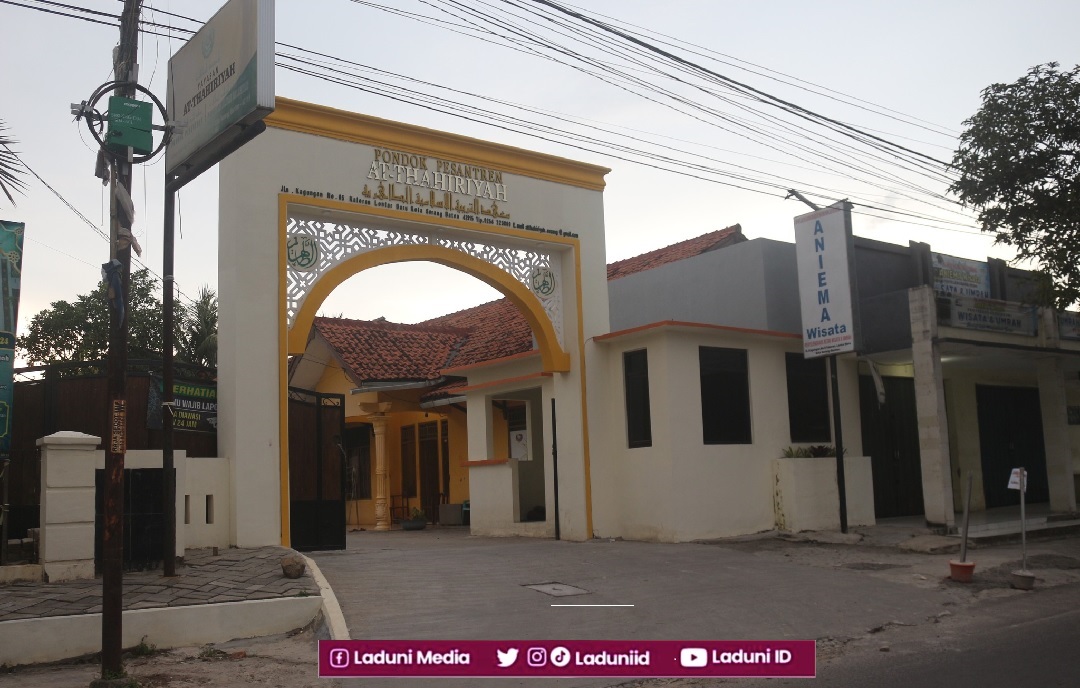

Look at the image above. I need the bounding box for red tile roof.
[606,225,743,280]
[312,316,470,383]
[423,298,535,368]
[309,228,745,384]
[421,377,468,403]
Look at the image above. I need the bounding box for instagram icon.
[329,648,350,669]
[527,648,547,667]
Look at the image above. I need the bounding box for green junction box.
[107,96,153,155]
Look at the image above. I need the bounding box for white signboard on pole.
[165,0,275,176]
[1007,468,1027,492]
[794,202,859,359]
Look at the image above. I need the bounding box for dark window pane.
[344,425,372,500]
[699,347,752,444]
[623,349,652,448]
[401,424,416,498]
[785,353,832,443]
[441,419,450,498]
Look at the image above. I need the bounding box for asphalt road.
[735,582,1080,688]
[311,529,1080,688]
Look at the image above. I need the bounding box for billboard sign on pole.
[0,220,23,459]
[165,0,275,177]
[794,201,859,359]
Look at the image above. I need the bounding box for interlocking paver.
[0,547,318,624]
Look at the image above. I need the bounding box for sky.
[3,0,1080,347]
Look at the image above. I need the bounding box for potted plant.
[402,507,427,531]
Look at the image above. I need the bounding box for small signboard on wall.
[510,430,529,461]
[931,253,991,299]
[1059,311,1080,341]
[946,297,1037,336]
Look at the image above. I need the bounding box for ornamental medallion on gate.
[285,216,564,345]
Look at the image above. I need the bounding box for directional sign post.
[1008,468,1029,573]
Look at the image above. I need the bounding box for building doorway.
[859,375,924,518]
[976,385,1050,507]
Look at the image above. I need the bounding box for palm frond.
[0,120,28,205]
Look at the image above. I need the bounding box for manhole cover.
[525,582,589,597]
[842,562,910,571]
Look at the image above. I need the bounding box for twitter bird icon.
[496,648,519,668]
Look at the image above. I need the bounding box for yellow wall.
[302,352,471,526]
[446,407,470,504]
[490,402,510,460]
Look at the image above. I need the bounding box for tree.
[0,119,27,206]
[178,286,217,368]
[949,63,1080,309]
[18,268,188,364]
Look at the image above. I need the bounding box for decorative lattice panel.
[285,217,564,345]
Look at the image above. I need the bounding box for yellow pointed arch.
[287,244,571,373]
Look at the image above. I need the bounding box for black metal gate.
[94,468,165,572]
[859,375,925,518]
[288,388,346,551]
[976,385,1050,507]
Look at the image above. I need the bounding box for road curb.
[304,554,350,640]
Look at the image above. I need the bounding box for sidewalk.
[0,547,318,622]
[0,546,323,667]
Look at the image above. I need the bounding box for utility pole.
[100,0,141,680]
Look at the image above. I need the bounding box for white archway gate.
[217,98,610,547]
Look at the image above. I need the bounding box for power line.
[0,142,201,308]
[407,0,967,213]
[527,0,952,168]
[559,0,961,137]
[8,0,984,238]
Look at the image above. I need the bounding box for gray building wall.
[608,238,802,334]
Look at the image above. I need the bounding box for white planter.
[773,456,875,532]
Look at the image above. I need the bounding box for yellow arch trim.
[266,98,609,191]
[288,244,571,373]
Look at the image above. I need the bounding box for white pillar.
[219,153,281,548]
[909,287,956,529]
[1037,356,1077,513]
[37,431,100,582]
[371,415,390,531]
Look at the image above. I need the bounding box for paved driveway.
[310,527,956,687]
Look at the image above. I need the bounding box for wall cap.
[36,431,103,448]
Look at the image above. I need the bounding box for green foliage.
[781,445,843,458]
[198,645,228,661]
[99,667,136,685]
[949,63,1080,309]
[0,120,27,206]
[178,286,218,368]
[129,636,157,658]
[17,268,189,365]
